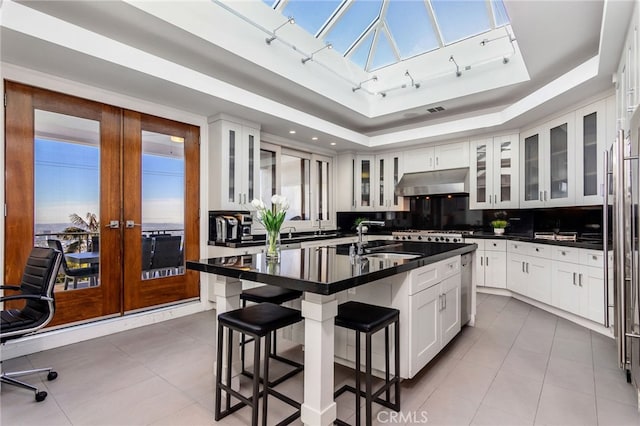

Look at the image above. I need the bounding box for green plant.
[490,219,508,229]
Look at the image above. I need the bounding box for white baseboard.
[1,300,215,360]
[477,287,614,338]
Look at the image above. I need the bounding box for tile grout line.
[532,316,558,426]
[468,299,531,425]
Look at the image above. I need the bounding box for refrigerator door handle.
[603,149,610,328]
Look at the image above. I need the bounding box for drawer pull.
[492,243,497,247]
[535,248,540,252]
[561,251,566,256]
[592,255,598,261]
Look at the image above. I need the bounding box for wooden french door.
[4,81,200,325]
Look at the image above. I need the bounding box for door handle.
[539,191,542,201]
[443,294,446,310]
[480,256,483,266]
[106,220,120,229]
[125,220,142,229]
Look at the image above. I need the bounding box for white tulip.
[259,200,266,210]
[251,199,262,209]
[271,194,282,205]
[281,200,290,211]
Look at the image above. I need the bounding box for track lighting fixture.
[404,70,420,89]
[265,16,295,45]
[352,75,377,92]
[449,55,462,77]
[379,92,387,98]
[301,43,332,64]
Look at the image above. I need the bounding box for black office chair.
[1,247,63,402]
[149,236,182,277]
[141,237,154,279]
[47,239,99,289]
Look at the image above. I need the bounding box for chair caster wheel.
[47,371,58,381]
[35,391,47,402]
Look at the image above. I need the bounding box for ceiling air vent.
[427,106,445,113]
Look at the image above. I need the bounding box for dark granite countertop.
[188,240,477,295]
[209,230,348,248]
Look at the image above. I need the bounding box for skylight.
[264,0,511,72]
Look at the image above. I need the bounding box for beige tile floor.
[2,294,640,425]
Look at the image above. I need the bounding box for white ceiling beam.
[366,27,382,71]
[423,0,444,47]
[316,0,351,39]
[382,22,402,61]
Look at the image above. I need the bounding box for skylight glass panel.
[431,0,491,44]
[324,0,383,54]
[348,31,375,69]
[491,0,510,27]
[386,0,440,59]
[369,31,396,70]
[282,0,343,36]
[262,0,279,8]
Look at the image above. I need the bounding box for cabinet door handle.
[494,194,497,204]
[480,256,483,266]
[436,157,439,166]
[578,273,583,287]
[526,262,529,273]
[573,272,577,285]
[443,294,447,310]
[540,191,543,201]
[522,261,525,272]
[544,190,548,201]
[486,256,489,266]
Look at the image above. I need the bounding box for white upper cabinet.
[469,134,519,209]
[354,155,375,210]
[209,116,260,210]
[404,141,470,174]
[575,100,607,205]
[375,153,407,211]
[520,113,576,207]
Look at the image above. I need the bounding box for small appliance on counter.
[209,210,252,244]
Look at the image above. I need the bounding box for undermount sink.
[363,252,422,260]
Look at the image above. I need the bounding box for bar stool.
[334,301,401,426]
[240,286,303,386]
[215,303,302,426]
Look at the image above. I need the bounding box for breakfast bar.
[187,240,477,425]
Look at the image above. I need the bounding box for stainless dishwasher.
[460,253,472,325]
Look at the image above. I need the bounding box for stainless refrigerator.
[609,107,640,404]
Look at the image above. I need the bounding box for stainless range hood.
[395,168,469,196]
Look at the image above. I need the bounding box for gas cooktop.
[391,230,473,243]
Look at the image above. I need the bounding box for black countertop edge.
[465,233,607,250]
[187,244,476,295]
[209,231,355,248]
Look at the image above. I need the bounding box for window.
[258,142,334,229]
[281,151,310,221]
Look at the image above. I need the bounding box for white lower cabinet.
[506,241,552,304]
[466,239,506,288]
[407,260,461,377]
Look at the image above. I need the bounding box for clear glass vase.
[265,228,281,262]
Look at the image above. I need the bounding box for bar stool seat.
[215,303,302,426]
[334,301,401,426]
[240,286,303,387]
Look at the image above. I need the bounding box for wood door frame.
[121,111,200,312]
[4,81,122,325]
[4,81,200,324]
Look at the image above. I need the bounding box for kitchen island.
[187,241,476,426]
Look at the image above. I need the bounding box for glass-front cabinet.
[376,153,406,211]
[575,100,606,205]
[209,115,260,210]
[354,155,374,210]
[470,134,519,209]
[520,113,575,207]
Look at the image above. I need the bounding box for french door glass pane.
[141,130,185,280]
[549,123,569,199]
[34,110,101,291]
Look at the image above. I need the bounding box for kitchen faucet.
[356,220,385,255]
[282,226,296,239]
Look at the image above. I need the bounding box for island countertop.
[187,241,477,295]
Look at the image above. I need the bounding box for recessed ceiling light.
[312,137,318,141]
[330,142,336,146]
[289,130,296,134]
